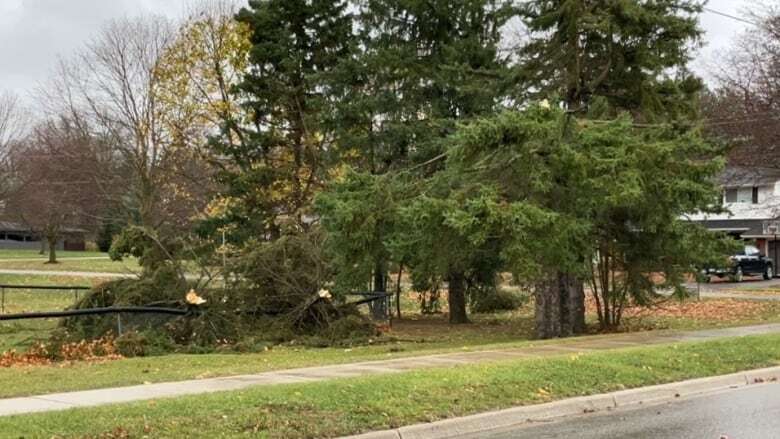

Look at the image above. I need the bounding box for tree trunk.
[39,237,45,255]
[395,266,403,319]
[46,235,58,264]
[448,271,469,324]
[535,274,561,339]
[535,271,586,339]
[373,263,387,294]
[558,272,586,336]
[369,261,388,320]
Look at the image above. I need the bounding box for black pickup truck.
[702,245,774,282]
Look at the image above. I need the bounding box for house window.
[725,188,737,203]
[725,187,759,204]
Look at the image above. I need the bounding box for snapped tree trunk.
[448,271,469,324]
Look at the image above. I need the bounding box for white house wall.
[690,184,780,221]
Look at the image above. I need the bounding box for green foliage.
[208,0,355,242]
[333,0,516,171]
[469,286,528,314]
[96,218,124,253]
[517,0,705,120]
[320,1,517,322]
[449,105,727,328]
[60,232,377,352]
[108,226,185,274]
[315,171,404,294]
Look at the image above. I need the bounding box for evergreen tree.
[332,0,514,172]
[448,105,727,333]
[209,0,354,243]
[320,0,514,323]
[512,0,706,337]
[517,0,704,120]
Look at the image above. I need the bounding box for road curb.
[342,366,780,439]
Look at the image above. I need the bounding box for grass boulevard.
[2,334,779,438]
[0,1,778,438]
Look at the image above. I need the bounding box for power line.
[703,7,760,27]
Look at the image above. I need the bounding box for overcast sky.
[0,0,755,102]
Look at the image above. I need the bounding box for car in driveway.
[702,245,774,282]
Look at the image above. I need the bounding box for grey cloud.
[0,0,188,99]
[0,0,755,100]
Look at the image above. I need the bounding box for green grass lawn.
[0,274,108,353]
[0,257,141,274]
[2,299,780,399]
[0,249,109,260]
[2,279,780,399]
[2,334,779,438]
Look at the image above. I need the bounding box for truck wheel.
[733,267,744,283]
[765,265,774,280]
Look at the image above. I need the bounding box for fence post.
[116,314,122,336]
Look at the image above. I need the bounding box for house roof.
[692,218,780,238]
[693,219,764,235]
[0,221,30,232]
[719,166,780,187]
[0,221,86,234]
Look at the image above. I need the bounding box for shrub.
[469,287,528,314]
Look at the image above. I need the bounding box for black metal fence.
[0,286,395,346]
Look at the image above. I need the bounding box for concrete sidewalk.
[2,323,780,417]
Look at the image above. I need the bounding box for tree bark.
[448,271,469,324]
[558,272,586,336]
[46,235,58,264]
[535,274,561,339]
[535,271,586,339]
[395,266,403,319]
[373,262,387,294]
[369,261,388,320]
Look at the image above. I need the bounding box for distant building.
[0,221,86,251]
[689,166,780,261]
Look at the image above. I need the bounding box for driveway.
[691,276,780,291]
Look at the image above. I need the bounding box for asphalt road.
[475,383,780,439]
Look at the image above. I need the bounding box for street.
[474,383,780,439]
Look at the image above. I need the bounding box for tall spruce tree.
[208,0,353,242]
[319,0,514,323]
[518,0,704,120]
[514,0,706,337]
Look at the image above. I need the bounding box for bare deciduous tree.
[706,3,780,167]
[43,16,180,230]
[0,92,28,204]
[6,119,103,263]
